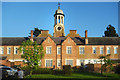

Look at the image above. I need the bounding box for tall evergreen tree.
[33,28,42,37]
[104,25,118,37]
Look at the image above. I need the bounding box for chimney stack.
[85,30,88,38]
[85,30,88,44]
[30,30,33,42]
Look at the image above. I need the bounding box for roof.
[0,37,119,45]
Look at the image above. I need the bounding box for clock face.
[57,27,61,30]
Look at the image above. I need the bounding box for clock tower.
[53,3,65,37]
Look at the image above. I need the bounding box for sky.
[2,2,119,37]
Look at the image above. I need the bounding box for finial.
[58,2,60,9]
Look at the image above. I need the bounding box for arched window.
[61,17,63,24]
[58,16,60,23]
[56,16,57,24]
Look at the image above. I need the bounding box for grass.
[25,72,120,80]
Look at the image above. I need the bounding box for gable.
[62,37,76,45]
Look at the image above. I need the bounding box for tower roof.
[55,8,63,14]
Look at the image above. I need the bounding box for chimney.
[85,30,88,44]
[30,30,33,42]
[70,30,77,34]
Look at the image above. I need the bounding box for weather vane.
[58,2,60,9]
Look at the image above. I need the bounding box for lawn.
[25,72,120,80]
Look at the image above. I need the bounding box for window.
[68,39,70,43]
[57,59,61,67]
[45,60,53,67]
[48,39,50,43]
[61,17,63,24]
[46,46,52,54]
[114,47,118,54]
[0,47,4,54]
[67,46,72,54]
[66,60,73,66]
[93,47,96,54]
[56,16,57,24]
[79,47,84,54]
[14,47,18,54]
[7,47,11,54]
[58,16,60,23]
[57,47,61,54]
[100,47,103,54]
[107,47,110,54]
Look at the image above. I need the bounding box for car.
[1,69,8,79]
[1,66,18,77]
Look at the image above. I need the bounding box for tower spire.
[58,2,60,9]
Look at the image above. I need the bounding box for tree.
[33,28,42,37]
[19,40,44,69]
[98,54,115,75]
[104,25,118,37]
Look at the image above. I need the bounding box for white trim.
[65,59,73,66]
[92,47,97,54]
[66,46,72,54]
[46,46,52,54]
[114,47,118,54]
[100,47,104,54]
[106,47,111,54]
[79,46,85,54]
[9,59,24,62]
[45,59,53,67]
[7,47,11,54]
[14,46,19,54]
[57,59,61,67]
[0,46,4,54]
[57,47,61,55]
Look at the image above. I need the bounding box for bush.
[52,69,64,75]
[21,66,31,76]
[63,65,71,75]
[115,64,120,74]
[32,68,53,74]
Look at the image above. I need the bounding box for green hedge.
[52,69,64,75]
[21,66,53,75]
[32,68,53,74]
[63,65,72,75]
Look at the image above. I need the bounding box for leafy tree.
[104,25,118,37]
[18,40,44,74]
[33,28,43,37]
[98,54,115,75]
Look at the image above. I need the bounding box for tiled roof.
[88,37,119,45]
[0,37,119,45]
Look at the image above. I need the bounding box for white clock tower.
[53,3,65,37]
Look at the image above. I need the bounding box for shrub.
[32,68,53,74]
[52,69,64,75]
[63,65,71,75]
[115,64,120,74]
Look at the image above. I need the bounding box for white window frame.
[57,59,61,67]
[107,47,111,54]
[0,47,4,54]
[46,46,52,54]
[114,47,118,54]
[100,47,104,54]
[65,59,73,67]
[45,59,53,67]
[66,46,72,54]
[7,47,11,54]
[92,47,97,54]
[79,46,85,54]
[14,47,18,54]
[57,47,61,55]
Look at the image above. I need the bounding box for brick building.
[0,5,120,69]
